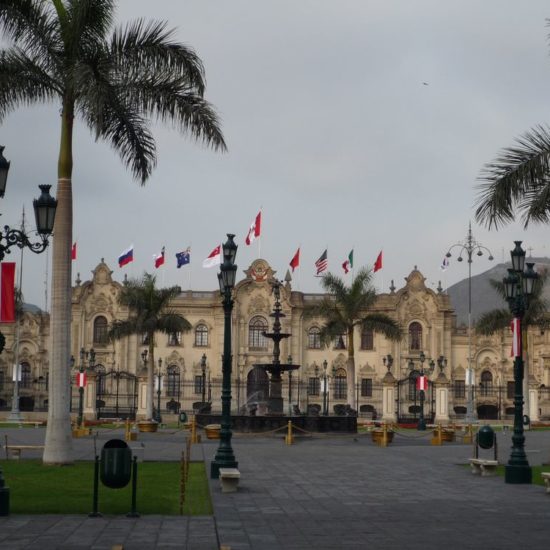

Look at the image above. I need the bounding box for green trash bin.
[100,439,132,489]
[179,411,188,424]
[477,425,495,450]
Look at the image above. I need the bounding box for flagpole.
[188,243,192,291]
[351,246,355,285]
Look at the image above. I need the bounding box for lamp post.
[0,146,57,358]
[211,234,238,479]
[408,352,435,430]
[76,347,95,428]
[445,223,493,423]
[155,358,163,424]
[503,241,538,484]
[322,360,328,415]
[201,353,207,404]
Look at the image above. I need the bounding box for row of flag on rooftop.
[69,209,388,275]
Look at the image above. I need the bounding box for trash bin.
[477,425,495,450]
[179,411,188,424]
[100,439,132,488]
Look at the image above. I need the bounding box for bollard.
[431,424,443,446]
[190,416,199,444]
[285,420,294,445]
[381,423,388,447]
[463,424,473,445]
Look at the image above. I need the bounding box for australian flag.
[176,247,191,268]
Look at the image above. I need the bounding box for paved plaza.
[0,425,549,549]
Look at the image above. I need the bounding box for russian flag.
[118,245,134,268]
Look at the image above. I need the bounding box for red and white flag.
[154,246,165,269]
[416,375,428,391]
[0,262,16,323]
[245,210,262,245]
[373,250,383,273]
[289,248,300,272]
[71,242,77,261]
[76,372,87,388]
[202,244,222,268]
[511,318,521,357]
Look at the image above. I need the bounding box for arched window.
[409,322,422,351]
[333,368,347,400]
[93,316,109,345]
[249,316,268,350]
[195,324,208,347]
[20,362,32,389]
[480,370,493,397]
[308,327,321,349]
[166,365,181,398]
[361,328,374,351]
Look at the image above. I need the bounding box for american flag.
[315,249,328,275]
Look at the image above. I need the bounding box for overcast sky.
[3,0,550,309]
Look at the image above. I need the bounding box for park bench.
[469,458,498,476]
[4,444,45,459]
[219,468,240,493]
[541,472,550,494]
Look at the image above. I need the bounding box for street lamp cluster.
[211,234,238,479]
[445,223,493,423]
[503,241,538,484]
[315,360,336,416]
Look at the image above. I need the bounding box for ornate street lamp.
[383,354,394,373]
[322,359,328,416]
[201,353,207,404]
[211,234,238,479]
[503,241,538,484]
[408,352,435,430]
[77,347,95,428]
[287,354,293,415]
[445,223,493,423]
[155,358,163,424]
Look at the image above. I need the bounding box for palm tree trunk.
[43,100,74,464]
[347,327,356,410]
[147,337,154,420]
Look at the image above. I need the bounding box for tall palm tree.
[307,268,401,410]
[109,273,191,421]
[0,0,225,464]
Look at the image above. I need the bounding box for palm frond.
[475,125,550,228]
[361,313,401,341]
[476,309,511,335]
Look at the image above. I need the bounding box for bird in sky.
[422,82,429,86]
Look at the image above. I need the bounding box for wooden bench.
[4,445,45,459]
[219,468,240,493]
[469,458,498,476]
[541,472,550,494]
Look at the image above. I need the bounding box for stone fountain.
[255,280,300,415]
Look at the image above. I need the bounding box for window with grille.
[454,380,465,398]
[194,375,205,395]
[167,331,182,346]
[480,370,492,397]
[249,316,268,350]
[166,366,180,397]
[308,327,321,349]
[361,378,373,397]
[195,324,208,347]
[308,377,320,396]
[20,362,32,389]
[361,329,374,351]
[333,334,347,350]
[93,316,109,345]
[409,322,422,351]
[334,368,347,399]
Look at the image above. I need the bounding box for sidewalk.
[0,426,549,549]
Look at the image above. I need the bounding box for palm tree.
[476,271,549,412]
[307,268,401,410]
[109,273,191,421]
[0,1,225,464]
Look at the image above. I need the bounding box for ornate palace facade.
[1,258,550,422]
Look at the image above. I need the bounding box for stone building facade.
[1,258,550,422]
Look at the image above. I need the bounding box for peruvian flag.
[76,371,87,388]
[373,250,383,273]
[289,248,300,272]
[245,210,262,245]
[511,318,521,357]
[416,375,428,391]
[0,262,16,323]
[71,242,77,260]
[202,244,222,268]
[154,246,165,269]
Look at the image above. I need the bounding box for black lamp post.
[155,358,163,424]
[201,353,207,404]
[322,360,328,415]
[288,355,293,415]
[77,347,95,428]
[503,241,538,484]
[408,352,435,430]
[211,234,238,479]
[0,146,57,355]
[445,224,493,423]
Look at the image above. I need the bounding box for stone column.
[434,372,450,424]
[528,386,539,422]
[136,371,148,420]
[381,371,397,423]
[84,369,97,420]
